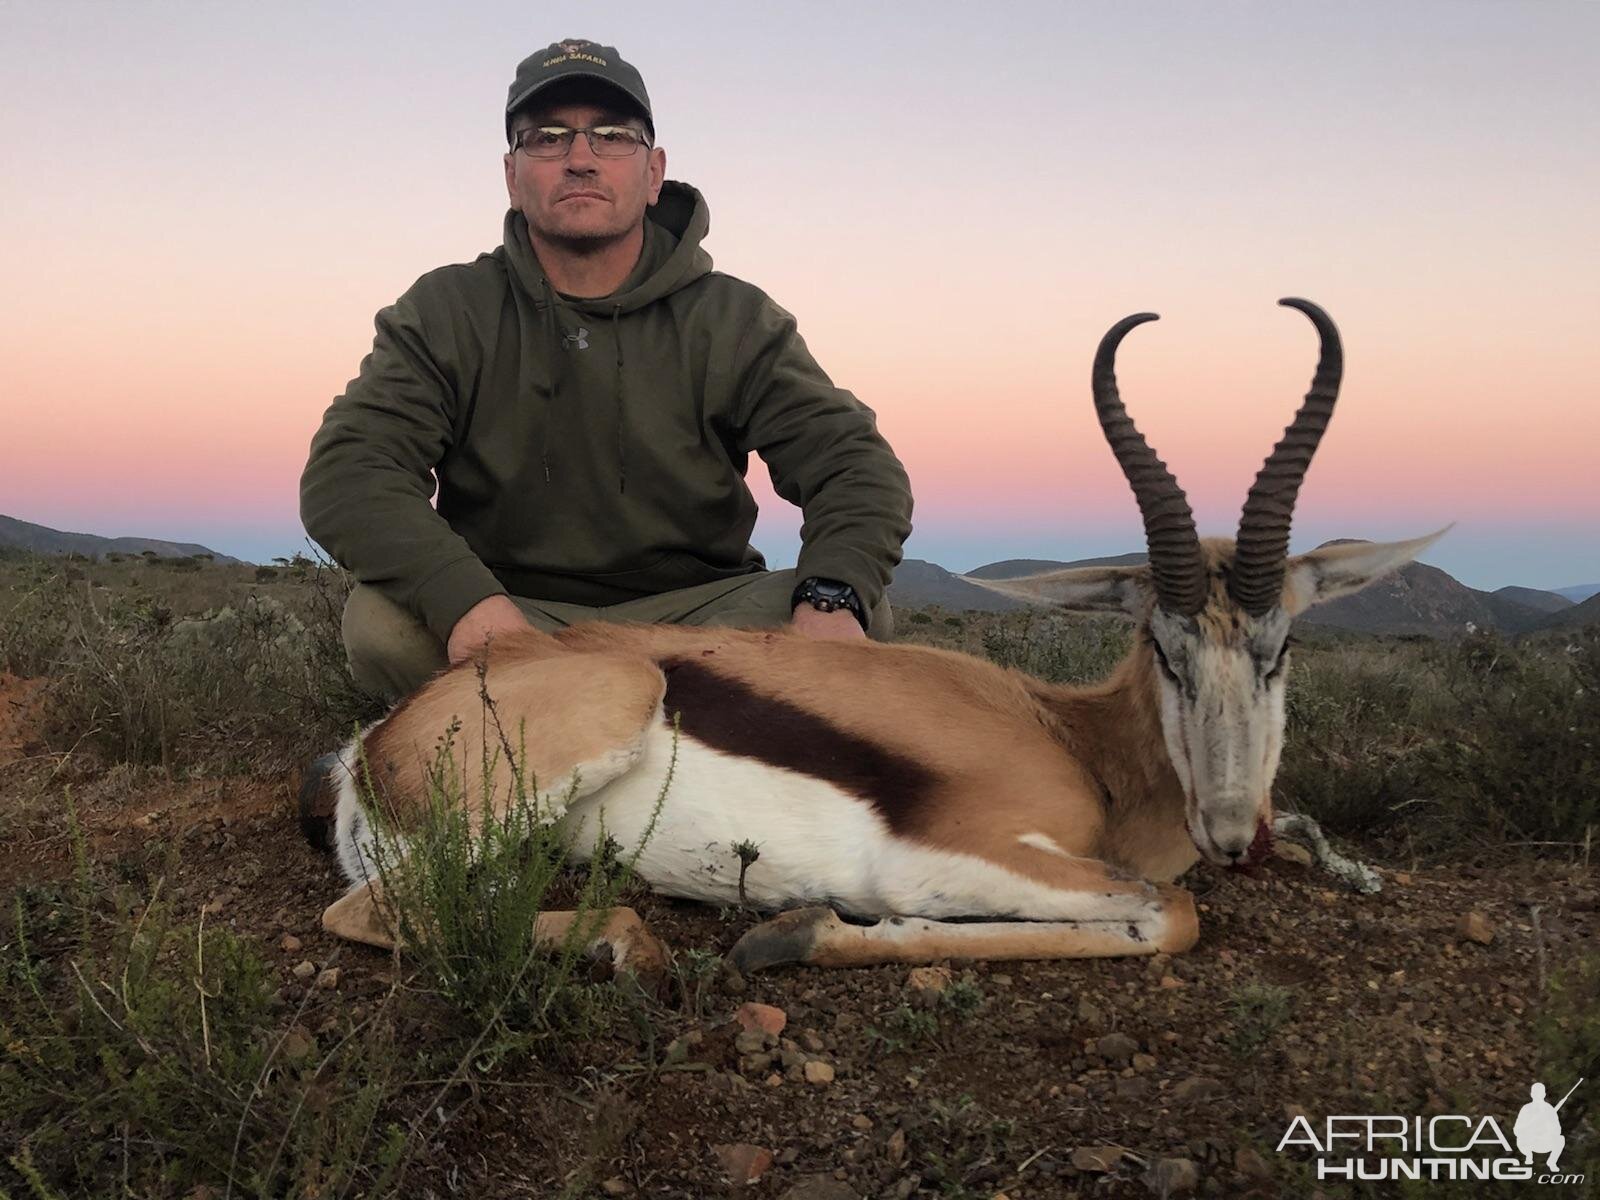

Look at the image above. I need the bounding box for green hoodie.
[300,181,913,642]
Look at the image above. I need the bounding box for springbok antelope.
[304,298,1442,973]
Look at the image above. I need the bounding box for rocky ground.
[2,669,1596,1198]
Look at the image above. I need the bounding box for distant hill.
[1532,591,1600,632]
[0,514,239,564]
[888,559,1028,612]
[890,541,1599,636]
[1291,541,1585,635]
[890,552,1153,613]
[965,553,1150,579]
[1556,583,1600,603]
[1492,586,1572,615]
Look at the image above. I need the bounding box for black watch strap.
[791,576,869,631]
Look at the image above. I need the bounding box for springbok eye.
[1149,638,1181,683]
[1264,636,1296,681]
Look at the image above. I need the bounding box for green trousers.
[342,568,894,702]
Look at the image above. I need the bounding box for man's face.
[504,99,665,249]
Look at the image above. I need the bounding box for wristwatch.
[791,576,868,631]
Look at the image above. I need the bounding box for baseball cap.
[505,39,653,141]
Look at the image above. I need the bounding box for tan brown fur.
[361,648,665,829]
[425,618,1194,883]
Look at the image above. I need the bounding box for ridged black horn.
[1092,312,1207,616]
[1230,298,1343,616]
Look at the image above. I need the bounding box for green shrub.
[0,550,382,773]
[0,800,406,1198]
[980,610,1133,685]
[361,685,675,1066]
[1279,628,1599,855]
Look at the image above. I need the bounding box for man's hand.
[447,594,534,665]
[790,603,867,642]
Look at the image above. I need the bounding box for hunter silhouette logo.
[562,326,589,351]
[1516,1079,1583,1171]
[1276,1077,1586,1185]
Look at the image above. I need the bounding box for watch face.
[812,579,849,600]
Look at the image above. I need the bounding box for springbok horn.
[1230,298,1343,616]
[1093,313,1207,615]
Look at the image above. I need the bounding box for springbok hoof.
[728,906,843,974]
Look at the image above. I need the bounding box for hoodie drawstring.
[540,277,559,483]
[613,304,626,494]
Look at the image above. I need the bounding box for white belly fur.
[556,723,1162,926]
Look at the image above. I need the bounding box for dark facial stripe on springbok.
[659,657,940,835]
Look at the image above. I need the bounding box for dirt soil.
[2,677,1594,1199]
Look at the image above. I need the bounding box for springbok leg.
[729,884,1198,973]
[320,884,670,990]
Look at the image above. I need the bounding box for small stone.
[1132,1053,1158,1073]
[804,1060,835,1085]
[764,1072,783,1088]
[1393,871,1412,886]
[1173,1076,1223,1103]
[1272,840,1313,866]
[777,1178,857,1200]
[800,1028,827,1053]
[280,1026,314,1063]
[1144,1157,1200,1196]
[1073,1145,1125,1172]
[851,1114,874,1131]
[906,965,952,1008]
[734,1002,787,1037]
[886,1127,908,1166]
[315,967,340,990]
[1457,911,1495,945]
[1234,1147,1271,1180]
[713,1142,775,1186]
[1159,974,1184,989]
[1095,1032,1139,1063]
[291,960,316,980]
[279,934,302,953]
[735,1029,775,1055]
[201,896,225,916]
[600,1178,632,1197]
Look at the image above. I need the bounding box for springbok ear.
[1283,526,1452,616]
[961,565,1152,616]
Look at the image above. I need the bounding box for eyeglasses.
[512,124,652,159]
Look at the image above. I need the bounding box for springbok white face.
[1147,591,1292,864]
[968,298,1448,868]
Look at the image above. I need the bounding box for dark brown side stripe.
[660,657,940,834]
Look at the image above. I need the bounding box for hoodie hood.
[501,179,713,313]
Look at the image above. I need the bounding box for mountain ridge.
[890,542,1597,636]
[0,514,239,564]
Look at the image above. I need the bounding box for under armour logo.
[562,326,590,350]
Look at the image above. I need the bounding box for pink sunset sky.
[2,1,1596,591]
